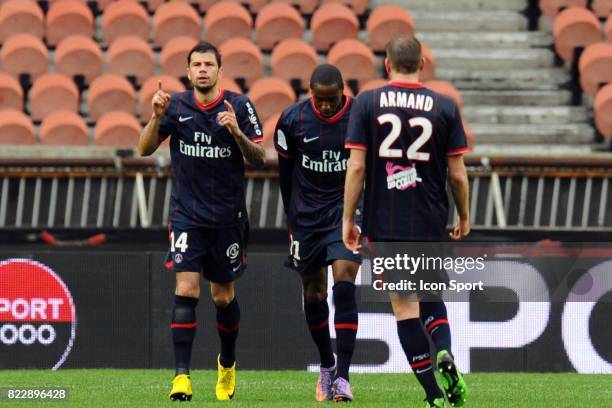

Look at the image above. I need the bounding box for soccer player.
[342,35,470,408]
[138,42,265,401]
[274,64,360,402]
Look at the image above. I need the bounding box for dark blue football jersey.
[345,82,468,241]
[159,89,263,229]
[274,96,353,231]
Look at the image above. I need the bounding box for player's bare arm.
[448,155,470,240]
[218,100,266,167]
[342,149,366,251]
[139,80,171,157]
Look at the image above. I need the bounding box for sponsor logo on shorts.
[174,254,183,264]
[226,243,240,261]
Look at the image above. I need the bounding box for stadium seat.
[578,42,612,95]
[139,75,185,122]
[270,0,318,14]
[255,3,305,50]
[219,38,264,87]
[153,2,201,48]
[424,80,464,110]
[160,36,199,79]
[359,79,387,93]
[592,0,612,18]
[270,38,319,85]
[420,43,436,82]
[87,74,137,122]
[248,77,296,122]
[0,0,44,44]
[225,0,268,13]
[327,39,376,86]
[366,4,415,53]
[55,35,103,84]
[540,0,588,21]
[263,112,281,162]
[40,110,89,145]
[553,7,601,62]
[46,0,94,47]
[0,34,48,81]
[594,83,612,139]
[102,1,150,45]
[203,2,252,48]
[320,0,370,15]
[107,36,155,86]
[605,14,612,43]
[221,77,242,93]
[0,109,35,144]
[29,73,79,121]
[95,111,142,147]
[0,72,23,111]
[311,3,359,51]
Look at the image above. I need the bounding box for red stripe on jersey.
[251,137,264,143]
[308,319,329,331]
[448,147,470,156]
[171,323,197,329]
[410,359,432,369]
[194,88,225,111]
[310,96,351,123]
[164,261,173,270]
[389,81,424,89]
[335,323,358,330]
[276,149,292,158]
[345,142,367,151]
[216,322,240,333]
[426,319,449,332]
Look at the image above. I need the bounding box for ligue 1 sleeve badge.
[0,259,76,370]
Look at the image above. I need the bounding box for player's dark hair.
[386,35,422,74]
[309,64,344,90]
[187,42,222,67]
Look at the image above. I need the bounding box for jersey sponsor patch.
[385,162,422,190]
[276,128,288,150]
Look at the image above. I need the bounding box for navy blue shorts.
[284,225,361,274]
[166,222,249,283]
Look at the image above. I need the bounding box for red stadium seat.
[0,72,23,111]
[0,34,48,81]
[219,38,264,87]
[0,110,35,144]
[29,73,79,121]
[270,38,319,84]
[139,75,185,122]
[46,0,94,47]
[221,77,242,93]
[160,36,199,79]
[605,14,612,43]
[553,7,601,62]
[420,43,436,82]
[248,77,296,122]
[540,0,588,21]
[87,74,136,122]
[327,39,376,86]
[55,35,103,84]
[367,4,415,53]
[359,78,388,93]
[320,0,370,15]
[102,1,150,45]
[592,0,612,18]
[579,42,612,95]
[107,36,155,86]
[311,3,359,51]
[424,80,464,110]
[594,83,612,139]
[203,2,252,48]
[95,111,142,147]
[225,0,268,13]
[0,0,44,44]
[40,110,89,145]
[255,3,304,50]
[270,0,318,14]
[153,2,200,48]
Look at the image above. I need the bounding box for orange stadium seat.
[594,83,612,139]
[40,110,89,145]
[107,36,155,86]
[270,0,318,14]
[55,35,103,84]
[29,73,79,121]
[160,36,199,79]
[153,2,201,48]
[102,1,150,45]
[424,80,464,110]
[311,3,359,51]
[255,3,304,50]
[359,78,388,93]
[592,0,612,18]
[420,43,436,82]
[248,77,296,122]
[579,42,612,95]
[46,0,94,47]
[0,110,35,144]
[139,75,185,121]
[225,0,268,13]
[321,0,370,15]
[367,4,415,53]
[270,38,319,85]
[0,34,48,81]
[605,14,612,43]
[263,111,281,162]
[87,74,136,122]
[540,0,588,20]
[95,111,142,147]
[203,2,252,47]
[0,0,44,44]
[553,7,601,62]
[0,72,23,111]
[221,77,242,93]
[219,38,264,87]
[327,39,376,86]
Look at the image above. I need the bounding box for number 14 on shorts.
[171,232,188,253]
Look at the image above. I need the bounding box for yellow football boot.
[215,355,236,400]
[169,374,192,401]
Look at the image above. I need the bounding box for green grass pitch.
[0,370,611,407]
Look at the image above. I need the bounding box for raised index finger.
[158,80,162,91]
[223,100,235,113]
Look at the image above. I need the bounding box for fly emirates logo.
[302,150,347,173]
[179,132,232,158]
